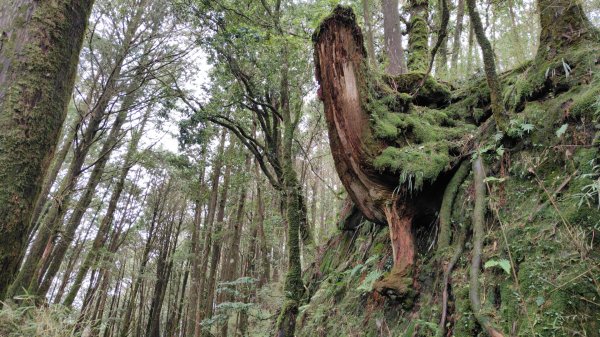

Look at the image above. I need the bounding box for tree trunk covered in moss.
[470,156,505,337]
[383,0,407,75]
[465,0,508,131]
[7,0,147,298]
[437,160,470,250]
[274,42,306,337]
[407,0,429,72]
[536,0,597,61]
[30,113,82,234]
[435,0,448,77]
[0,0,94,299]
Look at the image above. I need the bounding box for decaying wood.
[313,7,427,299]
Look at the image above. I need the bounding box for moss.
[407,0,429,72]
[373,143,451,191]
[570,86,600,119]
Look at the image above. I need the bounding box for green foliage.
[356,270,383,293]
[484,258,511,275]
[0,302,78,337]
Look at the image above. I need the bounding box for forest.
[0,0,598,336]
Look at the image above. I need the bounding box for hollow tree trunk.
[0,0,94,299]
[313,6,418,299]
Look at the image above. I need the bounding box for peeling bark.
[313,6,424,300]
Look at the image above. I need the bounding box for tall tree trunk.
[435,0,449,77]
[29,112,84,234]
[466,0,508,131]
[362,0,377,67]
[118,182,168,337]
[63,109,149,307]
[382,0,407,74]
[188,129,227,337]
[38,105,128,297]
[450,0,465,73]
[8,2,145,296]
[407,0,429,72]
[0,0,95,299]
[255,162,270,287]
[219,153,251,337]
[202,156,232,332]
[146,203,184,337]
[274,41,305,337]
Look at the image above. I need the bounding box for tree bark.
[383,0,407,74]
[407,0,429,72]
[536,0,597,61]
[0,0,94,299]
[314,6,443,301]
[465,0,508,131]
[362,0,377,67]
[63,108,149,307]
[450,0,465,73]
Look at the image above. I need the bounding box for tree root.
[275,300,299,337]
[438,226,466,337]
[374,264,416,308]
[470,156,505,337]
[438,161,471,250]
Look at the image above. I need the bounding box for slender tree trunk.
[188,129,227,337]
[450,0,465,73]
[0,0,95,299]
[63,109,149,307]
[146,203,183,337]
[382,0,407,74]
[255,162,270,286]
[466,0,508,130]
[202,157,232,332]
[435,0,449,77]
[119,184,166,337]
[219,153,251,337]
[29,112,83,234]
[38,106,128,297]
[362,0,377,67]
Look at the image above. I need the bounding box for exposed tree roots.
[437,160,471,336]
[438,161,471,250]
[438,227,466,337]
[470,156,505,337]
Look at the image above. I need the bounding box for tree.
[383,0,408,74]
[0,0,95,299]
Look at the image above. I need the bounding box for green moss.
[570,86,600,118]
[373,143,451,191]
